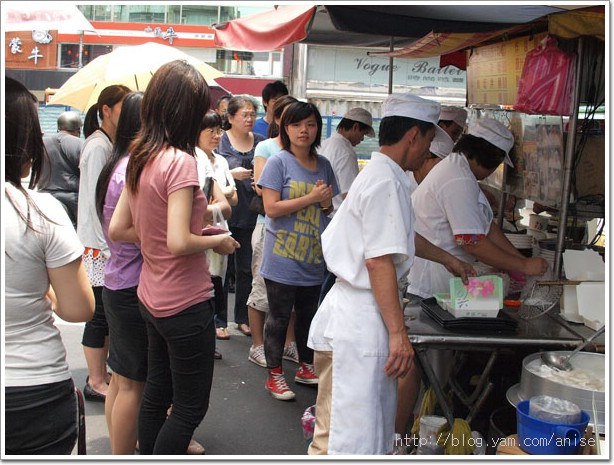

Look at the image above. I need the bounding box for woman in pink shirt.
[109,60,239,454]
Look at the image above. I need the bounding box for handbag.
[249,194,266,216]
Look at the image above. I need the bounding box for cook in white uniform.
[319,107,375,215]
[307,94,476,455]
[408,118,548,298]
[395,125,455,447]
[438,105,468,142]
[406,126,454,193]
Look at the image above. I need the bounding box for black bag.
[249,195,266,216]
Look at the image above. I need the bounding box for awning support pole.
[388,37,394,94]
[78,31,84,68]
[497,164,509,228]
[554,36,584,278]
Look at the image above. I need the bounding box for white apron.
[316,281,397,455]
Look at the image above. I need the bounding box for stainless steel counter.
[405,303,604,350]
[404,302,604,427]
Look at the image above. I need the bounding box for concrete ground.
[60,293,317,456]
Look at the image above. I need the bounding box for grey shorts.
[246,223,269,313]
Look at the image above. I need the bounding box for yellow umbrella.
[49,42,224,111]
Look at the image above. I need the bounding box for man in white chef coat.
[307,93,476,455]
[438,105,468,142]
[319,107,375,215]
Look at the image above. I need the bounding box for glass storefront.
[216,50,282,77]
[59,44,113,69]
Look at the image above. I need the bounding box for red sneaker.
[295,362,319,385]
[265,367,296,401]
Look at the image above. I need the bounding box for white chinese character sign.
[162,27,178,45]
[144,25,179,45]
[5,30,57,69]
[28,46,44,65]
[9,37,22,54]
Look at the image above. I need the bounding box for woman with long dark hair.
[78,83,131,401]
[258,101,338,400]
[4,77,95,454]
[109,60,239,454]
[94,91,145,454]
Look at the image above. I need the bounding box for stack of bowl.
[535,239,557,271]
[505,232,533,257]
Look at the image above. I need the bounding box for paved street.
[58,293,317,456]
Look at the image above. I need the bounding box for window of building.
[78,5,113,22]
[216,50,282,77]
[78,5,274,25]
[113,5,166,23]
[59,44,113,69]
[167,5,219,25]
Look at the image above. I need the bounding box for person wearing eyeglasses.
[217,95,266,337]
[196,110,237,348]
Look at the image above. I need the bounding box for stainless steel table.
[404,302,604,427]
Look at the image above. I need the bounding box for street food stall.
[378,6,606,456]
[214,4,606,456]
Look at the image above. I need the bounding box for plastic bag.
[301,405,316,441]
[204,205,228,278]
[515,36,577,116]
[529,395,582,425]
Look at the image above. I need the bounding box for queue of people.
[5,64,549,456]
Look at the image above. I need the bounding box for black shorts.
[103,286,148,382]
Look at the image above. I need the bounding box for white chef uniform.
[318,132,359,215]
[308,151,416,455]
[406,170,419,194]
[407,152,493,298]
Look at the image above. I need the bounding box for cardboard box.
[575,135,605,199]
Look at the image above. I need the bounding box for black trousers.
[229,226,254,325]
[137,300,215,454]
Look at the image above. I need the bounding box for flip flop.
[237,323,251,336]
[216,327,230,340]
[187,438,205,455]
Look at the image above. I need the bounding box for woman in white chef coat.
[408,118,548,299]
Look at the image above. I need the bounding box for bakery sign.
[5,30,58,69]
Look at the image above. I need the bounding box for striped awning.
[369,6,604,68]
[548,6,605,41]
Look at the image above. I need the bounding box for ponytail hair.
[267,95,297,139]
[83,84,131,138]
[95,91,144,220]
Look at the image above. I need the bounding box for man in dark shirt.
[38,111,84,227]
[252,81,288,137]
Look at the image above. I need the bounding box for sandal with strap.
[216,327,230,340]
[237,323,251,336]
